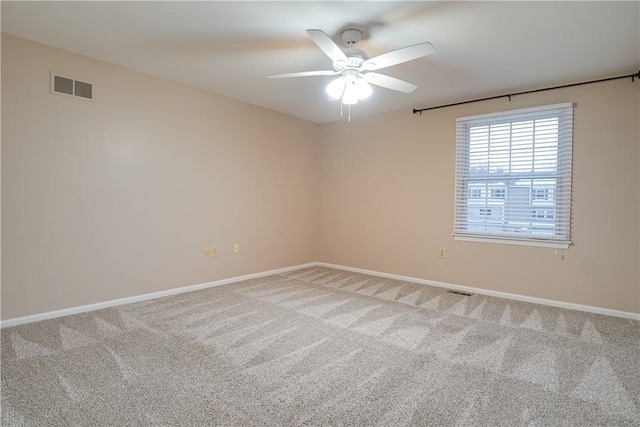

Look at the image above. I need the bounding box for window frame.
[453,102,573,249]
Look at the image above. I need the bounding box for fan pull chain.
[338,100,352,122]
[338,87,351,122]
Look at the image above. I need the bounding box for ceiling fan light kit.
[326,70,372,105]
[267,28,435,119]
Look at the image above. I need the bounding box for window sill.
[453,234,571,249]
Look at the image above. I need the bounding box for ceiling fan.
[267,29,435,106]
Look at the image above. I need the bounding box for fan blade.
[306,29,347,63]
[362,72,418,93]
[267,70,339,79]
[362,42,435,71]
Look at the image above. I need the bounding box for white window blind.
[454,103,573,248]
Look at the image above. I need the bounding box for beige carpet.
[2,266,639,426]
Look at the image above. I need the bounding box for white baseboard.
[3,261,638,328]
[0,262,317,328]
[317,262,640,321]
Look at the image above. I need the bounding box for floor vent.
[50,72,93,100]
[447,290,473,297]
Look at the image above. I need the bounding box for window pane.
[454,103,573,246]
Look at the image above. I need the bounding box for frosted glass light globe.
[326,77,346,99]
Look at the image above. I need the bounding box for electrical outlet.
[439,248,446,258]
[211,246,217,256]
[234,243,240,254]
[204,247,212,256]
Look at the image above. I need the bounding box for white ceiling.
[2,1,639,124]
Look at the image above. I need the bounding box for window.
[454,103,573,248]
[532,188,550,200]
[490,188,506,199]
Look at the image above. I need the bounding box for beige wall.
[319,78,640,313]
[2,34,639,320]
[1,34,320,319]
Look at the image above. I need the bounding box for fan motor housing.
[343,48,368,61]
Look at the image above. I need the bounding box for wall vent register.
[50,72,92,100]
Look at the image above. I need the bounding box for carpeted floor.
[2,266,639,426]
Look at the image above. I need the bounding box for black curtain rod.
[412,70,640,115]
